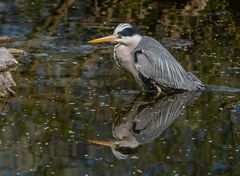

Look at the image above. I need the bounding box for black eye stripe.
[118,27,139,36]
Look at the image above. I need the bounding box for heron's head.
[88,23,142,46]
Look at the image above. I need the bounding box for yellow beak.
[88,35,118,44]
[88,139,120,147]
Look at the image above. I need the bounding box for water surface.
[0,0,240,175]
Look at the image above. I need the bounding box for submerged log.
[0,47,18,97]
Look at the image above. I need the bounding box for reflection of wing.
[133,36,205,91]
[113,91,201,145]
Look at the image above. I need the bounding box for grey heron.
[89,23,205,93]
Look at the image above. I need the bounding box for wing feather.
[133,36,205,91]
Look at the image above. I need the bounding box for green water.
[0,0,240,175]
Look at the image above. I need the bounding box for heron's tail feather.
[187,72,206,90]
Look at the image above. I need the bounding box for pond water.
[0,0,240,175]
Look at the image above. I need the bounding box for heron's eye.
[118,34,122,38]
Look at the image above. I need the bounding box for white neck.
[127,34,142,49]
[117,34,142,50]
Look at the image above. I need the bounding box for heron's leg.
[156,86,161,93]
[156,85,162,97]
[156,85,167,98]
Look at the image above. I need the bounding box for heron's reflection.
[89,91,201,159]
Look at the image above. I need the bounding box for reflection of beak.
[88,35,118,44]
[88,139,120,148]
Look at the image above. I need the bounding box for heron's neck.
[113,35,142,64]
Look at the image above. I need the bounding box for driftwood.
[0,47,18,97]
[0,36,12,43]
[7,48,25,55]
